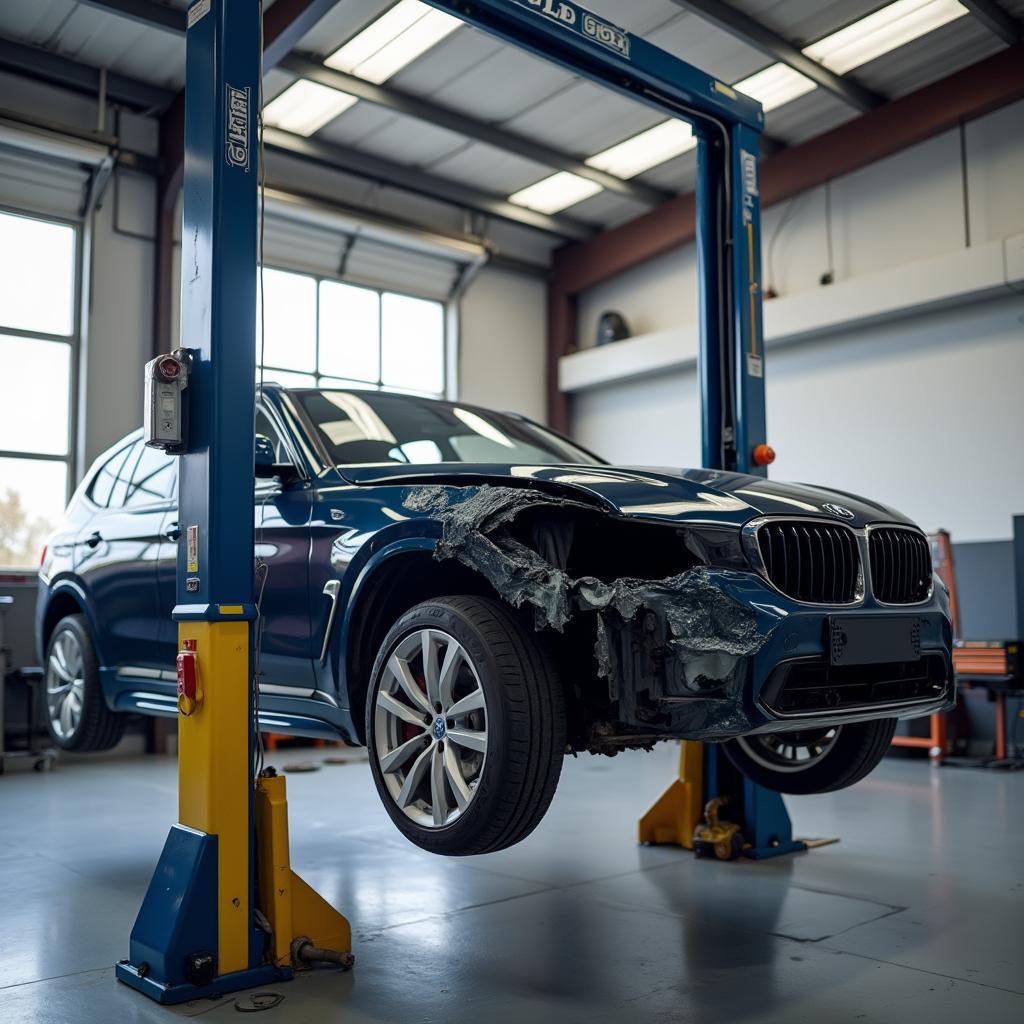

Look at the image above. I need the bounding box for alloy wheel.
[46,629,85,741]
[734,727,840,773]
[373,628,488,829]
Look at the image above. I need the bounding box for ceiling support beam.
[961,0,1022,44]
[545,43,1024,429]
[261,0,341,71]
[668,0,884,113]
[78,0,183,34]
[264,126,596,240]
[280,55,671,206]
[0,37,173,112]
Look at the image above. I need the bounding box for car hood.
[337,463,913,530]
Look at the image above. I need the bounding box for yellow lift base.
[118,619,352,1004]
[638,741,704,849]
[256,773,353,970]
[639,741,816,860]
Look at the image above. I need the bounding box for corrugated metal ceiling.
[0,0,1016,231]
[0,0,186,91]
[292,0,1016,229]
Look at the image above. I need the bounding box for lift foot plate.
[115,959,287,1006]
[256,773,352,968]
[638,742,703,848]
[639,742,820,861]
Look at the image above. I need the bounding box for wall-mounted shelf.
[560,234,1024,395]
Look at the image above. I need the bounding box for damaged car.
[37,386,954,855]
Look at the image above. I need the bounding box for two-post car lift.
[116,0,801,1006]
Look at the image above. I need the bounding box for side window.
[125,445,177,508]
[108,441,143,509]
[88,442,134,508]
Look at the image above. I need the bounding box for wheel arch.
[39,579,104,666]
[338,540,504,744]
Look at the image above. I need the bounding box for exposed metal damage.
[402,484,774,752]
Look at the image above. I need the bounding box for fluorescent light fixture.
[511,120,695,214]
[586,119,696,179]
[507,172,602,215]
[734,63,816,112]
[263,80,357,136]
[804,0,968,75]
[325,0,462,84]
[509,122,695,214]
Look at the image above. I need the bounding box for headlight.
[679,525,748,570]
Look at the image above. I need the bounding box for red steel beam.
[552,43,1024,295]
[546,43,1024,428]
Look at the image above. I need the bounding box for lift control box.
[144,350,192,452]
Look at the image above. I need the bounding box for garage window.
[256,267,446,398]
[0,208,78,568]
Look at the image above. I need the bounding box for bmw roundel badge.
[822,503,855,520]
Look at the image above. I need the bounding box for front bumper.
[652,569,954,741]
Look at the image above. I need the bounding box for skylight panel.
[586,120,696,179]
[325,0,463,84]
[263,80,358,136]
[507,172,603,215]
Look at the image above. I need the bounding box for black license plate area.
[829,616,921,666]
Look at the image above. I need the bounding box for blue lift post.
[117,0,350,1005]
[119,0,799,1007]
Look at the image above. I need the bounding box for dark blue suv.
[37,385,954,854]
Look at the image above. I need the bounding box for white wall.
[575,293,1024,542]
[571,100,1024,543]
[457,266,548,422]
[83,173,156,463]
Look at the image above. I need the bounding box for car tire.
[44,614,125,752]
[366,595,566,856]
[721,718,897,795]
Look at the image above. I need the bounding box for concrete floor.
[0,745,1021,1024]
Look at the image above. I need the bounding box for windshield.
[294,390,603,467]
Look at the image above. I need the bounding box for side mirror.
[254,434,299,482]
[254,434,276,471]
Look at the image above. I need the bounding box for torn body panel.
[402,484,775,750]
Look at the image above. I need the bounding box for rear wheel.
[44,614,125,752]
[366,596,565,856]
[722,718,897,795]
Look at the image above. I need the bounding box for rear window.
[125,445,176,507]
[88,441,136,508]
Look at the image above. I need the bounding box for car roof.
[267,383,527,423]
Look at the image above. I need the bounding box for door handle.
[84,530,102,549]
[164,523,181,542]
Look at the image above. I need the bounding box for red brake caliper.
[401,667,430,742]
